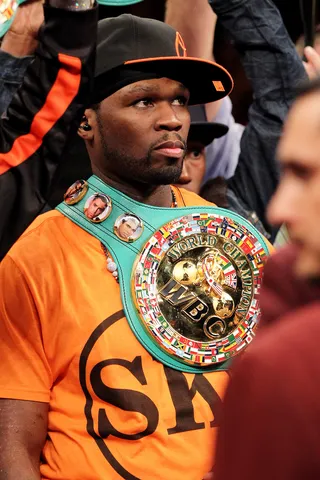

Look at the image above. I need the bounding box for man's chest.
[39,258,228,478]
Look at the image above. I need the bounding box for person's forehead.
[125,218,137,225]
[279,91,320,162]
[119,78,189,97]
[94,197,104,204]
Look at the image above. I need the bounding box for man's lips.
[153,141,185,159]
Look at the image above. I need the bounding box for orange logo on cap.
[175,32,187,57]
[212,81,225,92]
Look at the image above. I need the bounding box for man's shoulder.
[6,210,93,263]
[22,210,65,233]
[19,210,73,242]
[177,187,216,207]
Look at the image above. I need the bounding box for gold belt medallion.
[132,212,268,366]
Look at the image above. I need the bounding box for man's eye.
[172,96,188,106]
[282,163,312,181]
[292,166,312,181]
[133,98,154,107]
[190,150,202,159]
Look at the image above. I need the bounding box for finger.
[303,60,317,80]
[304,46,320,74]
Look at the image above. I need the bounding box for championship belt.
[57,175,270,373]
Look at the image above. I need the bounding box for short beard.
[97,116,185,186]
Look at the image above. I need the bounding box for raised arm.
[0,0,43,115]
[165,0,245,180]
[165,0,222,122]
[210,0,307,236]
[0,0,97,259]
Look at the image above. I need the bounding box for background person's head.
[85,194,108,219]
[267,78,320,281]
[78,14,233,191]
[176,105,228,194]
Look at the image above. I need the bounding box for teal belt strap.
[57,175,269,373]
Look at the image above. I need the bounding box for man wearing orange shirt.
[0,2,234,479]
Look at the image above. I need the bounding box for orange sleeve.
[0,255,52,403]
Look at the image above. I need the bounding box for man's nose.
[155,104,183,132]
[267,183,298,228]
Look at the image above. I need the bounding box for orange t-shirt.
[0,188,228,480]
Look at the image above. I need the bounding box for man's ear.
[77,108,95,140]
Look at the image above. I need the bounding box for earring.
[80,122,92,131]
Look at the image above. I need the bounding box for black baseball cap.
[93,14,234,105]
[188,105,229,146]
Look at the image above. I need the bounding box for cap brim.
[188,122,229,146]
[97,0,143,5]
[124,56,234,105]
